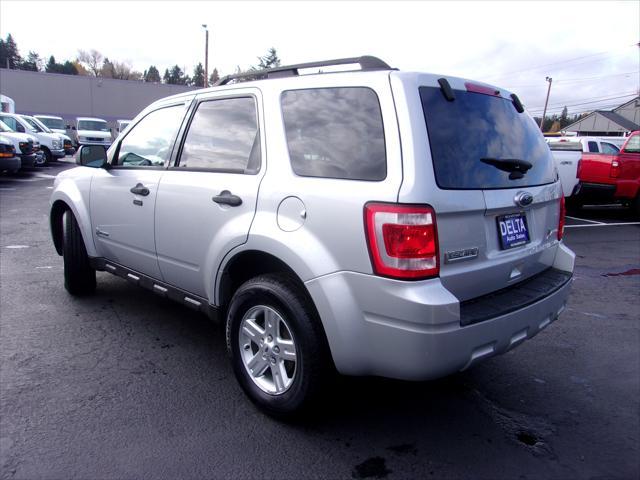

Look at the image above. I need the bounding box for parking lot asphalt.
[1,163,639,480]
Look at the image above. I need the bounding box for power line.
[505,71,639,88]
[526,92,638,111]
[482,43,638,81]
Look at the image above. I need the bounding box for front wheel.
[62,210,96,295]
[226,273,331,417]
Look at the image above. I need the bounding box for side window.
[601,142,619,155]
[623,135,640,153]
[115,105,185,167]
[1,116,17,131]
[178,97,260,173]
[587,141,599,153]
[281,87,386,181]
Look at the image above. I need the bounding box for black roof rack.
[215,55,393,86]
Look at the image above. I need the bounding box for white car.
[548,136,622,154]
[114,119,131,140]
[0,120,38,169]
[33,115,76,155]
[0,112,65,163]
[21,115,74,158]
[73,117,112,148]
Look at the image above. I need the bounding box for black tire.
[226,273,332,417]
[62,210,96,295]
[42,148,52,164]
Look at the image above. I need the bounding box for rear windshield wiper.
[480,158,533,180]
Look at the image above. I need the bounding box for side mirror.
[77,145,108,168]
[16,124,25,133]
[71,126,77,131]
[65,124,71,129]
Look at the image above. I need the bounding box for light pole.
[202,24,209,88]
[539,76,553,131]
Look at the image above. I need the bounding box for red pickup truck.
[570,130,640,215]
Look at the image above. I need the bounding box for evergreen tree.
[144,65,161,83]
[256,47,281,69]
[209,67,220,85]
[192,62,205,87]
[0,34,22,69]
[20,51,42,71]
[165,65,188,85]
[61,61,78,75]
[163,68,170,83]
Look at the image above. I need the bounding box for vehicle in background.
[0,94,15,113]
[0,120,38,169]
[548,141,581,198]
[20,115,75,159]
[72,117,112,149]
[548,136,623,154]
[0,112,64,164]
[114,120,131,140]
[0,135,21,174]
[570,131,640,214]
[34,115,76,155]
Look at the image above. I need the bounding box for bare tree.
[77,49,104,76]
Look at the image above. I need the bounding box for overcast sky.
[1,0,638,117]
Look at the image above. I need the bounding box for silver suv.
[49,56,574,416]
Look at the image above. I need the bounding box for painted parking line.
[565,221,640,228]
[566,216,604,225]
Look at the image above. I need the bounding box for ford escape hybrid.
[50,56,574,416]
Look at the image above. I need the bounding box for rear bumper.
[306,243,575,381]
[574,182,616,203]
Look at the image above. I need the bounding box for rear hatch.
[415,82,562,302]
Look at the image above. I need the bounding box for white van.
[73,117,112,148]
[0,112,65,163]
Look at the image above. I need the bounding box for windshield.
[38,117,65,130]
[28,116,53,133]
[21,117,46,133]
[77,120,109,132]
[0,121,13,133]
[420,86,556,189]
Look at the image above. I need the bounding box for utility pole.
[202,24,209,88]
[539,76,553,131]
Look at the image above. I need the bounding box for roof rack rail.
[215,55,393,86]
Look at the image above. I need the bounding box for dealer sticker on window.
[497,213,530,250]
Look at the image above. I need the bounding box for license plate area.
[497,213,530,250]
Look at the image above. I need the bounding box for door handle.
[130,183,150,196]
[212,190,242,207]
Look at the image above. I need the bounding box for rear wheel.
[226,273,331,417]
[62,210,96,295]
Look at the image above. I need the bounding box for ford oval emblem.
[514,191,533,207]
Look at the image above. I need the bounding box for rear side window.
[281,87,386,181]
[178,97,260,173]
[587,141,599,152]
[420,86,557,190]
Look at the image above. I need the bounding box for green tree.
[209,67,220,85]
[143,65,161,82]
[192,62,205,87]
[164,65,188,85]
[20,51,43,71]
[256,47,281,69]
[61,61,78,75]
[0,34,22,69]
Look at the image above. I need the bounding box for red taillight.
[364,203,439,279]
[576,158,582,178]
[464,82,500,97]
[558,196,566,241]
[610,159,620,178]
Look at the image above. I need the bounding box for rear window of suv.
[281,87,386,181]
[419,86,556,190]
